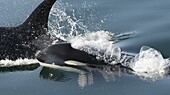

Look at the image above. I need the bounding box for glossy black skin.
[0,0,57,60]
[36,43,108,66]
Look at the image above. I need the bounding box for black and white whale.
[35,42,110,72]
[0,0,57,60]
[35,43,109,66]
[35,42,133,70]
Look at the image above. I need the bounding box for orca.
[0,0,57,60]
[35,42,134,71]
[36,43,108,66]
[35,42,123,67]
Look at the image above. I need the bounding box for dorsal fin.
[0,0,57,60]
[18,0,57,33]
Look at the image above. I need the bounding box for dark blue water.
[1,0,170,95]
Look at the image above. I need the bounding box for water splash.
[129,46,170,81]
[69,30,122,65]
[48,0,117,40]
[48,0,90,41]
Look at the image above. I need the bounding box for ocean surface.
[1,0,170,95]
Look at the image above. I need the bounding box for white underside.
[39,60,86,73]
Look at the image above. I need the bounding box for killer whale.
[35,42,130,67]
[36,43,108,66]
[0,0,57,60]
[35,42,134,71]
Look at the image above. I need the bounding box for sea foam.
[0,58,39,67]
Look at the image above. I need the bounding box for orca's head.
[35,45,65,65]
